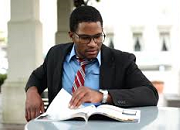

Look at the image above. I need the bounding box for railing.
[41,89,49,110]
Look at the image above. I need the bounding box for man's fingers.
[72,94,82,108]
[76,95,89,107]
[69,87,97,108]
[70,91,86,108]
[25,106,43,122]
[69,88,103,109]
[25,109,29,122]
[35,109,40,118]
[25,86,43,121]
[30,108,36,120]
[40,103,45,113]
[26,108,33,122]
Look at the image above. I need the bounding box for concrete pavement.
[0,93,25,130]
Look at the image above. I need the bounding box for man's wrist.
[99,89,108,103]
[27,86,38,94]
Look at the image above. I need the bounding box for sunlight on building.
[0,0,180,108]
[93,0,180,97]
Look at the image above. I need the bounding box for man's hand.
[25,86,45,122]
[69,86,103,109]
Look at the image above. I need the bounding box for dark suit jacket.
[25,43,159,108]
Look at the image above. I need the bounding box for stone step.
[164,94,180,107]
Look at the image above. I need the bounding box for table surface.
[25,106,180,130]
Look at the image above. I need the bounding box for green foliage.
[74,0,101,7]
[0,74,7,87]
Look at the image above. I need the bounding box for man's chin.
[86,54,97,60]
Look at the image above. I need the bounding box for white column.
[55,0,73,44]
[2,0,43,123]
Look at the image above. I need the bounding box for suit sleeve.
[108,54,159,107]
[25,48,51,94]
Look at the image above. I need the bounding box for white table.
[25,106,180,130]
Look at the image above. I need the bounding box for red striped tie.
[72,59,88,93]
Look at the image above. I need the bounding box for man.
[25,6,159,121]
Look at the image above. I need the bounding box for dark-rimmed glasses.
[74,32,106,44]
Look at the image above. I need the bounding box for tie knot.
[77,58,88,66]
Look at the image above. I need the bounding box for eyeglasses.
[74,32,106,44]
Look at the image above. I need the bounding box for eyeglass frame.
[73,32,106,44]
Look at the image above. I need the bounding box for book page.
[88,104,140,122]
[36,88,95,121]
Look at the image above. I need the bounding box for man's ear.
[68,31,74,38]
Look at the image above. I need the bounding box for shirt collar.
[68,44,101,65]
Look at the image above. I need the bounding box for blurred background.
[0,0,180,126]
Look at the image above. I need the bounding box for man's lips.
[86,50,97,55]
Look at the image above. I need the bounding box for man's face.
[69,22,104,60]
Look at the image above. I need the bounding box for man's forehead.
[76,22,103,33]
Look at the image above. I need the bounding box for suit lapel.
[100,45,115,89]
[53,43,74,95]
[53,43,115,95]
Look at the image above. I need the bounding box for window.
[159,32,170,51]
[133,32,143,51]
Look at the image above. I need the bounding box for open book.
[36,88,140,123]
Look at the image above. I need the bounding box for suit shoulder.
[43,43,73,60]
[111,48,136,61]
[50,43,73,51]
[46,43,73,54]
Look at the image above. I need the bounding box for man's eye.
[94,34,103,39]
[94,35,101,39]
[80,36,90,40]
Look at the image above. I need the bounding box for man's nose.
[88,38,96,46]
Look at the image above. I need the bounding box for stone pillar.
[2,0,43,123]
[55,0,73,44]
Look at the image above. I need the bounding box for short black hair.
[69,6,103,32]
